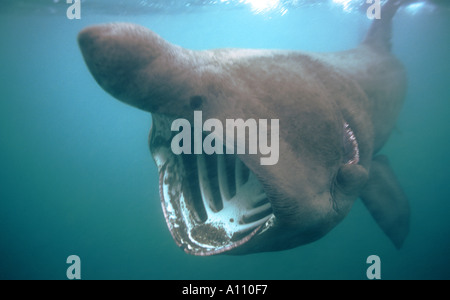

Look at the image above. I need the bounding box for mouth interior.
[151,115,273,256]
[174,153,273,254]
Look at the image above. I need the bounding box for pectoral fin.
[360,155,410,248]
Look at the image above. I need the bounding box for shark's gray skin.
[78,0,410,255]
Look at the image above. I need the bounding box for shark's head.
[78,23,372,255]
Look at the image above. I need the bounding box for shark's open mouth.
[150,114,274,255]
[149,114,360,255]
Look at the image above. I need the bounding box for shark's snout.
[78,24,152,109]
[78,23,198,113]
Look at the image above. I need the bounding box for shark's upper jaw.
[150,114,274,256]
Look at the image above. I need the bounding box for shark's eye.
[343,122,359,165]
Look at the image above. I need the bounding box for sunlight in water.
[332,0,353,12]
[405,2,428,15]
[220,0,288,15]
[243,0,280,13]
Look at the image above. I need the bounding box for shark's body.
[78,0,410,255]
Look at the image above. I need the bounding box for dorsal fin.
[363,0,404,52]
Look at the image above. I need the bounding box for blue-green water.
[0,0,449,280]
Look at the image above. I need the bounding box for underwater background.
[0,0,449,280]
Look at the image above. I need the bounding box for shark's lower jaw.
[150,114,274,256]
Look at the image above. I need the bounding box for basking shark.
[78,0,410,255]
